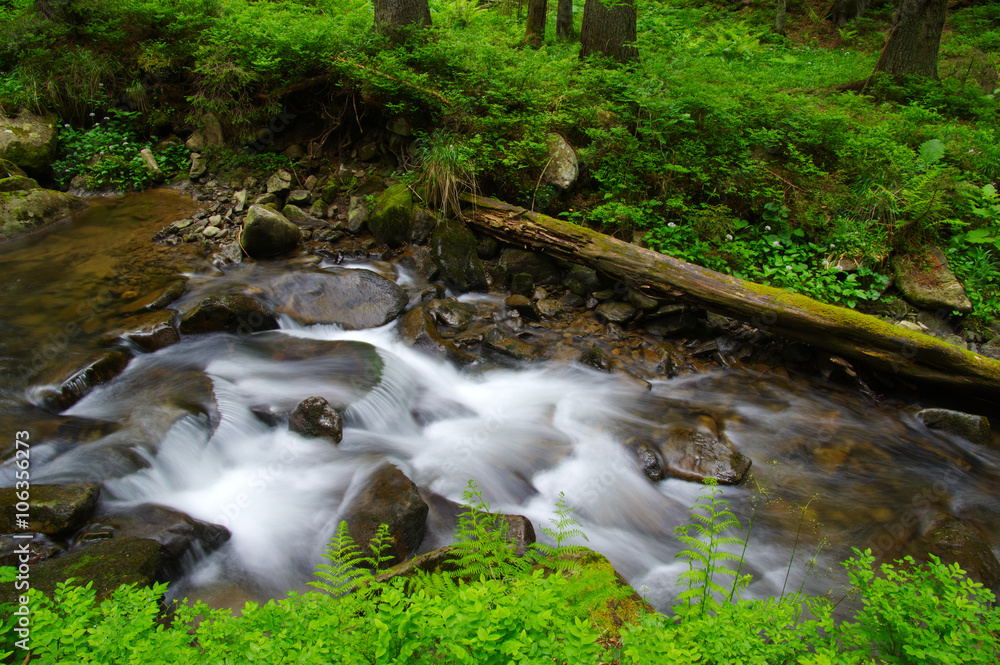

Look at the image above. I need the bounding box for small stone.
[289,396,343,444]
[266,169,293,196]
[595,301,637,324]
[287,189,311,207]
[202,226,221,238]
[208,215,222,227]
[510,273,534,296]
[505,294,539,321]
[189,153,207,180]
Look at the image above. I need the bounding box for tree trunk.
[525,0,547,48]
[374,0,431,41]
[774,0,787,35]
[556,0,574,40]
[579,0,638,64]
[460,194,1000,399]
[831,0,867,28]
[873,0,947,78]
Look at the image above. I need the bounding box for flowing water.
[2,191,999,613]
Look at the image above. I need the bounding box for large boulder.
[430,217,489,292]
[542,133,579,191]
[0,483,100,535]
[0,114,58,176]
[0,188,88,240]
[344,463,429,568]
[180,295,279,336]
[264,269,408,329]
[892,247,972,314]
[368,184,413,248]
[0,537,161,606]
[240,205,301,258]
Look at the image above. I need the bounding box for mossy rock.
[0,537,161,608]
[240,204,301,258]
[0,175,39,193]
[429,217,488,292]
[0,189,88,240]
[39,349,133,412]
[0,114,58,176]
[368,184,413,248]
[0,158,26,179]
[0,483,100,535]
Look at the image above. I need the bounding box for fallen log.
[461,194,1000,399]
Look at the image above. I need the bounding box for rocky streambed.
[1,180,998,615]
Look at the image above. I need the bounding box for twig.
[334,57,452,106]
[762,165,802,190]
[530,155,556,211]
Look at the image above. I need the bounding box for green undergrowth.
[2,479,998,663]
[1,0,999,319]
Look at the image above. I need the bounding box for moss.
[368,183,413,248]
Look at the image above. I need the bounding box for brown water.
[0,190,998,613]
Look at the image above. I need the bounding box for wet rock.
[645,304,703,337]
[0,113,57,176]
[287,189,311,207]
[265,269,407,329]
[103,310,180,352]
[409,207,436,244]
[427,298,476,329]
[344,463,429,568]
[628,288,659,311]
[0,537,161,606]
[81,504,230,580]
[500,248,561,285]
[347,196,369,233]
[580,345,612,372]
[623,437,664,481]
[308,200,327,219]
[0,533,61,567]
[189,153,208,179]
[39,349,132,411]
[0,188,88,241]
[657,428,751,485]
[892,247,972,314]
[484,327,544,361]
[563,264,602,296]
[180,294,279,335]
[559,293,585,310]
[398,306,476,365]
[430,217,489,292]
[980,337,1000,361]
[282,204,326,228]
[909,516,1000,597]
[202,225,223,239]
[477,235,499,260]
[510,273,534,296]
[0,483,100,535]
[368,183,413,248]
[266,169,294,196]
[595,301,637,325]
[536,298,567,320]
[505,294,539,321]
[917,408,991,446]
[240,204,301,257]
[289,396,343,444]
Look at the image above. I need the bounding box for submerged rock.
[38,349,133,412]
[344,463,429,568]
[399,306,477,366]
[917,408,991,447]
[102,310,180,352]
[484,327,544,362]
[289,396,343,444]
[265,269,407,329]
[426,298,477,329]
[180,294,279,335]
[0,483,100,535]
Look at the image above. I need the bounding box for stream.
[2,190,999,613]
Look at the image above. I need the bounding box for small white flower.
[772,240,780,247]
[829,243,835,248]
[765,225,771,231]
[726,234,733,241]
[668,222,676,228]
[89,112,95,116]
[64,123,71,128]
[786,265,793,270]
[103,117,109,121]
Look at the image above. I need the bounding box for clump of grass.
[411,130,478,218]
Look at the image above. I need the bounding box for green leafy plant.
[410,130,478,219]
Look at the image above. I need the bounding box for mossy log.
[461,194,1000,398]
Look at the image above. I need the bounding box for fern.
[310,521,393,597]
[538,491,589,552]
[673,479,748,618]
[451,479,531,582]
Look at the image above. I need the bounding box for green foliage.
[539,491,588,550]
[51,110,190,191]
[409,130,478,218]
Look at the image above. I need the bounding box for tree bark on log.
[460,194,1000,398]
